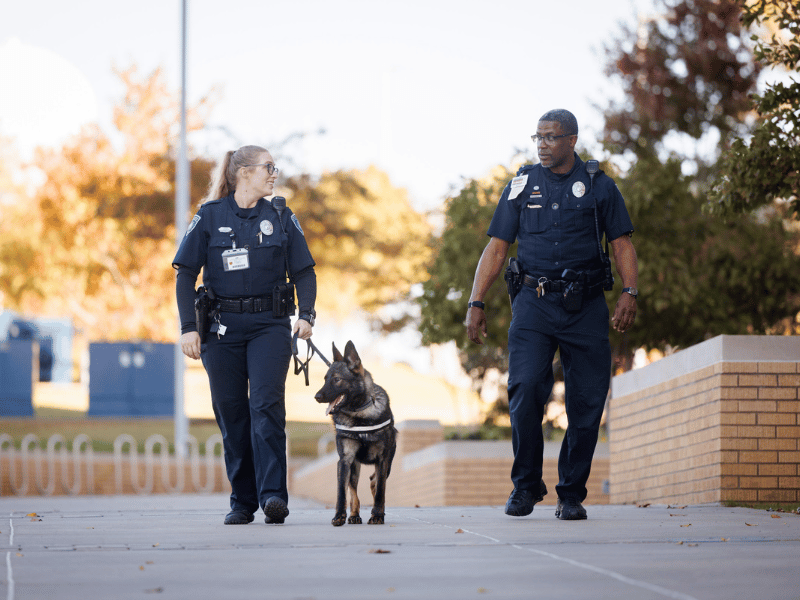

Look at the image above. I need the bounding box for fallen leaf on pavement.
[456,528,464,533]
[680,524,691,527]
[368,548,391,554]
[771,514,781,519]
[26,513,38,517]
[745,523,757,526]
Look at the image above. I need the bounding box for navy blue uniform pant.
[201,311,292,514]
[507,286,611,501]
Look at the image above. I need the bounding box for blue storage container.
[88,342,174,417]
[0,339,35,416]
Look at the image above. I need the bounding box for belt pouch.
[272,282,296,317]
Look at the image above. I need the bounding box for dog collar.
[334,419,392,433]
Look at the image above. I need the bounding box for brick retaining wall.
[291,420,610,507]
[610,335,800,505]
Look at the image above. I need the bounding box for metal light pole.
[174,0,190,459]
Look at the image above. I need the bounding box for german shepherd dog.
[314,341,397,527]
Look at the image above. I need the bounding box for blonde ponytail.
[202,145,268,204]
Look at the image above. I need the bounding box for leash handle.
[291,333,332,386]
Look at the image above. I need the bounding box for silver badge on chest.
[572,182,586,198]
[260,220,273,236]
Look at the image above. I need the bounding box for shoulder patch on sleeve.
[185,213,201,236]
[291,214,304,235]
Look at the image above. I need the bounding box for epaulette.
[516,164,536,176]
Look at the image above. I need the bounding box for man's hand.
[466,307,487,345]
[464,238,510,346]
[611,294,636,333]
[180,331,201,360]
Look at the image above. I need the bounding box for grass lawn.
[1,407,332,457]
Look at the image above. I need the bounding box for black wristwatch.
[298,311,316,326]
[468,300,485,310]
[622,287,638,299]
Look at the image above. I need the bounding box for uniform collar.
[543,153,582,182]
[226,194,264,219]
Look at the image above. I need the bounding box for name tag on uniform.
[222,248,250,271]
[508,174,528,200]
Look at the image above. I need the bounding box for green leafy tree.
[417,167,516,385]
[615,155,800,359]
[708,0,800,218]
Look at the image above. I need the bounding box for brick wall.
[610,335,800,506]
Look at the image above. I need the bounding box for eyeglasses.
[246,163,280,175]
[531,133,575,144]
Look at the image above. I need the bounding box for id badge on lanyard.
[222,248,250,271]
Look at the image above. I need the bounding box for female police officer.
[173,145,317,525]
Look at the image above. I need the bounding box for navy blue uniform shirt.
[487,154,633,279]
[172,195,315,297]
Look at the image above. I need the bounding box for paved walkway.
[1,494,798,600]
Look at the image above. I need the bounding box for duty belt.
[523,270,605,297]
[217,295,273,313]
[522,275,567,294]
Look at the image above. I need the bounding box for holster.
[560,269,586,313]
[194,286,216,343]
[504,258,523,306]
[272,282,296,317]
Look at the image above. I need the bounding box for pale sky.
[1,0,652,212]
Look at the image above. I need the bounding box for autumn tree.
[0,66,214,341]
[708,0,800,218]
[281,166,433,319]
[602,0,760,169]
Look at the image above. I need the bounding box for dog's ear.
[332,342,343,363]
[343,341,363,375]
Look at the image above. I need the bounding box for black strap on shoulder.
[292,332,332,386]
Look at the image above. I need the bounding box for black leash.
[292,333,332,386]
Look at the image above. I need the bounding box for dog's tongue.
[326,394,346,416]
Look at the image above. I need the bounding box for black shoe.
[224,510,254,525]
[505,480,547,517]
[555,497,587,520]
[264,497,290,524]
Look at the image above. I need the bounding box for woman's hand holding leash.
[293,318,313,340]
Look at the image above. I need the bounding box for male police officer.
[466,109,638,520]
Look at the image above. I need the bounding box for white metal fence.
[0,433,224,496]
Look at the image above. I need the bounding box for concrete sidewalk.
[1,494,798,600]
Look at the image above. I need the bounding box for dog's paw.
[348,515,362,524]
[332,515,346,527]
[368,514,385,525]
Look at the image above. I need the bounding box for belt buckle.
[241,298,254,313]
